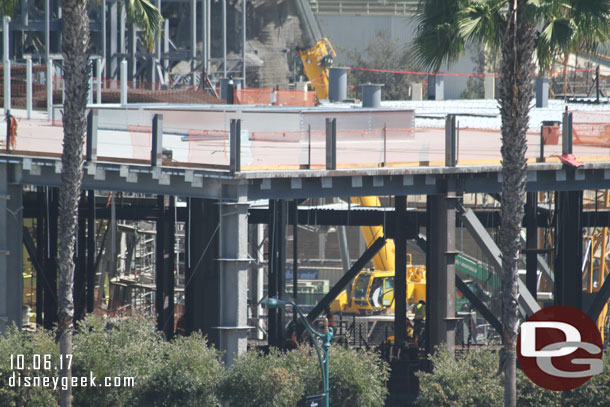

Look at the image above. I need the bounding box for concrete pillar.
[0,164,23,333]
[426,191,458,353]
[120,59,128,105]
[218,186,250,365]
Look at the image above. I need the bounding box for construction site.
[3,0,610,405]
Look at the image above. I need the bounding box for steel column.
[554,191,583,309]
[0,165,23,333]
[426,192,457,353]
[222,0,227,77]
[186,198,221,344]
[292,200,299,325]
[525,192,538,300]
[217,187,250,366]
[86,190,95,313]
[36,187,45,325]
[44,187,58,330]
[394,195,407,345]
[74,193,87,322]
[156,195,175,339]
[3,16,11,113]
[268,199,287,348]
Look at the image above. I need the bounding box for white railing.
[309,0,419,15]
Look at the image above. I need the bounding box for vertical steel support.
[152,114,163,167]
[45,0,52,116]
[268,199,287,348]
[222,0,227,77]
[156,195,175,339]
[186,198,221,344]
[163,19,170,73]
[242,0,247,84]
[88,61,94,104]
[129,24,137,86]
[325,118,337,170]
[86,189,95,313]
[0,165,23,333]
[109,0,118,78]
[3,16,11,113]
[26,56,32,118]
[445,114,457,166]
[394,195,407,345]
[554,191,583,309]
[36,187,45,325]
[86,110,98,162]
[525,192,538,300]
[426,191,458,353]
[292,200,299,325]
[217,187,250,365]
[96,58,103,104]
[230,119,241,173]
[191,0,197,84]
[255,223,265,339]
[120,59,128,105]
[562,111,573,155]
[44,188,58,330]
[74,193,87,322]
[101,0,106,69]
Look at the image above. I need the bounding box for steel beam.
[74,193,87,321]
[455,276,503,336]
[86,190,95,313]
[554,191,583,309]
[306,237,387,324]
[36,187,45,325]
[268,199,287,348]
[458,205,541,317]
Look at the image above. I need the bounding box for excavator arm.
[292,0,336,99]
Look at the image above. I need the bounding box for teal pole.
[262,298,333,407]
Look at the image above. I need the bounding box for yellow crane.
[330,196,426,315]
[292,0,336,100]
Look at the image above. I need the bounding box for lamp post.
[261,297,333,407]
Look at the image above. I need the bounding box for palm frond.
[0,0,19,18]
[121,0,163,52]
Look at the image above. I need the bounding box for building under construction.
[3,1,610,405]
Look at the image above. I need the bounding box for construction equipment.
[292,0,336,100]
[330,196,426,315]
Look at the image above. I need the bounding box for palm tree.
[59,1,161,406]
[413,1,610,406]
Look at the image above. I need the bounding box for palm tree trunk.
[498,1,536,406]
[58,0,90,406]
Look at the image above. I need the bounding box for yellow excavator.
[292,0,336,100]
[330,196,427,315]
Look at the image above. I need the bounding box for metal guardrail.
[309,0,419,15]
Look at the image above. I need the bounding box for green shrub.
[220,348,304,407]
[416,347,575,407]
[133,333,224,407]
[0,325,59,407]
[562,353,610,407]
[72,315,164,407]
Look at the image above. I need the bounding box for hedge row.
[416,346,610,407]
[0,316,389,407]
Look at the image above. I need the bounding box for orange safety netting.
[571,111,610,147]
[234,88,317,106]
[127,125,152,161]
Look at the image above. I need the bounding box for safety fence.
[5,106,610,170]
[234,88,317,106]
